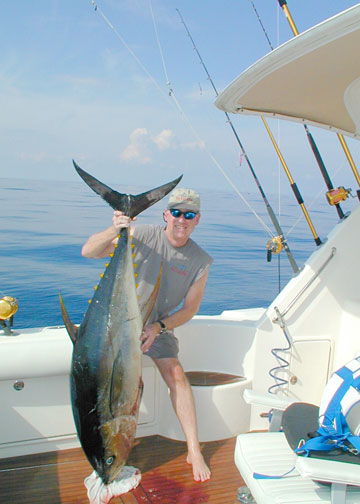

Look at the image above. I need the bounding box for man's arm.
[81,211,134,259]
[140,269,210,353]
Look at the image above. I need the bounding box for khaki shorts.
[145,331,179,359]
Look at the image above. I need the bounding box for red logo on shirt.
[171,265,188,277]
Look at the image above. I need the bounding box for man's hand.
[140,323,160,353]
[112,210,134,233]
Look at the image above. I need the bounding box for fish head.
[93,415,138,484]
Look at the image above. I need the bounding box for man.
[82,188,213,482]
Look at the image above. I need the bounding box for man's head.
[167,188,200,213]
[164,188,201,247]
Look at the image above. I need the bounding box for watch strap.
[158,320,166,334]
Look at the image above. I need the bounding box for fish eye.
[105,456,115,466]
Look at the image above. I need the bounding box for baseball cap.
[167,188,200,212]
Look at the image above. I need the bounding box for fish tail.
[73,160,182,218]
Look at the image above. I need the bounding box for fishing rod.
[176,8,299,274]
[337,134,360,200]
[249,0,344,220]
[262,118,321,245]
[278,0,359,209]
[244,2,323,246]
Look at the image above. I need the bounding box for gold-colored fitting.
[0,296,18,321]
[266,236,283,255]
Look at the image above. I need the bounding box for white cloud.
[153,129,174,151]
[121,128,151,163]
[120,127,177,163]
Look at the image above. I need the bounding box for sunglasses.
[169,209,198,220]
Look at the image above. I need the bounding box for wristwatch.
[157,320,167,335]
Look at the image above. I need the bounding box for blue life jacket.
[295,356,360,457]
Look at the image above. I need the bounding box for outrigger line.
[176,8,299,274]
[90,0,276,246]
[278,0,360,205]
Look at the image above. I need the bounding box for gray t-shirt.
[131,225,213,358]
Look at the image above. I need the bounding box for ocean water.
[0,176,355,329]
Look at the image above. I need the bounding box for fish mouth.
[97,463,125,485]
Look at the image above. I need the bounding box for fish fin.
[132,378,144,415]
[109,349,124,418]
[140,263,163,327]
[73,160,182,218]
[140,377,144,402]
[59,292,79,344]
[109,355,143,419]
[109,350,126,418]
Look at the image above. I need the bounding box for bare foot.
[186,452,211,482]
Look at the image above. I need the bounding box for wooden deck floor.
[0,435,244,503]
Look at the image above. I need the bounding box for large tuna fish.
[60,161,181,484]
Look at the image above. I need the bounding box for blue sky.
[1,0,360,196]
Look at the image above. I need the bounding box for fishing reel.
[266,236,283,263]
[326,187,351,206]
[0,296,18,336]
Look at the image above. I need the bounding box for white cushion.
[235,432,360,503]
[296,456,360,486]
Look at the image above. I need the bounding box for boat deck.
[0,435,243,503]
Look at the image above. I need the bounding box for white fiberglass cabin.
[1,5,360,504]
